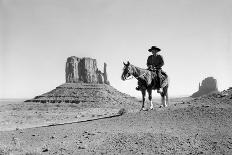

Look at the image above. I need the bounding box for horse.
[121,61,169,111]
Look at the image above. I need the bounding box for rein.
[124,71,147,81]
[122,64,149,81]
[134,72,147,79]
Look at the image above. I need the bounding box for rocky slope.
[25,83,140,110]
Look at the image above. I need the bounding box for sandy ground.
[0,101,125,132]
[0,95,232,155]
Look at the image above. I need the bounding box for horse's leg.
[164,86,169,107]
[161,86,167,107]
[161,93,165,107]
[141,89,146,111]
[147,88,153,110]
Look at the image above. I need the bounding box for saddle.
[150,69,168,88]
[137,69,168,89]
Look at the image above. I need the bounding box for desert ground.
[0,89,232,155]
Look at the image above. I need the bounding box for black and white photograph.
[0,0,232,154]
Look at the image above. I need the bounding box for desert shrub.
[41,100,46,103]
[117,108,127,115]
[55,104,61,107]
[28,107,33,110]
[0,144,41,155]
[69,103,77,108]
[12,107,19,111]
[25,151,42,155]
[0,148,7,155]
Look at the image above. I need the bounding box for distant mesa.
[65,56,110,85]
[191,77,219,98]
[25,56,139,108]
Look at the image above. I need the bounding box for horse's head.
[121,61,133,81]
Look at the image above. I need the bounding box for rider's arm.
[146,56,152,68]
[156,55,164,68]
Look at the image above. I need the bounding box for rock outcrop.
[65,56,109,84]
[25,56,139,109]
[103,63,110,85]
[192,77,219,97]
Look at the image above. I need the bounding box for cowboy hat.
[148,46,161,52]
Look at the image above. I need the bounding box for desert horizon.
[1,0,231,99]
[1,0,231,154]
[0,86,231,154]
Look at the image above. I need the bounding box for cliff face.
[192,77,219,97]
[103,63,110,85]
[65,56,80,83]
[65,56,109,84]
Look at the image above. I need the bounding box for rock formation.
[191,77,219,97]
[65,56,109,84]
[103,63,110,85]
[25,56,139,109]
[65,56,79,83]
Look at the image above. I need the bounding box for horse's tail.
[167,75,170,87]
[161,74,169,88]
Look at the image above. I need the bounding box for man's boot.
[157,88,163,94]
[136,86,141,91]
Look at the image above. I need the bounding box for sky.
[0,0,232,99]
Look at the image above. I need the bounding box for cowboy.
[136,46,164,93]
[147,46,164,93]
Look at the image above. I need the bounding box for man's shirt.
[146,54,164,69]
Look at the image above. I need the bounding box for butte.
[25,56,140,111]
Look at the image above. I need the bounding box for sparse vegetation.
[117,108,127,115]
[28,107,33,110]
[0,142,41,155]
[1,88,231,154]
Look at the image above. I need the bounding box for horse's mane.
[130,64,148,73]
[129,64,150,79]
[130,64,146,71]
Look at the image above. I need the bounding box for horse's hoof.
[141,108,148,111]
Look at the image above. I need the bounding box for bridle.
[123,75,134,80]
[122,65,133,80]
